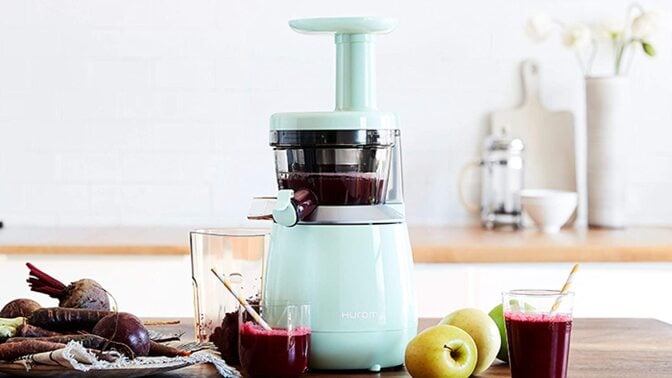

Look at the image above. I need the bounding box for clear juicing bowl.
[190,228,269,364]
[271,129,396,205]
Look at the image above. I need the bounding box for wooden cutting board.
[490,60,576,194]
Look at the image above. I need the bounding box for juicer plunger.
[259,17,417,371]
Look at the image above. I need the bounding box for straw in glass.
[550,263,580,313]
[211,268,272,331]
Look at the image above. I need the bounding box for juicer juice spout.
[272,189,318,227]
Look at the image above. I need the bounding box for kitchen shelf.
[0,226,190,256]
[1,226,671,263]
[411,226,672,263]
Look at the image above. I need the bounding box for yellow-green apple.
[490,300,535,363]
[439,308,501,374]
[405,324,477,378]
[488,303,508,362]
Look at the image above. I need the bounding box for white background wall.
[0,0,671,227]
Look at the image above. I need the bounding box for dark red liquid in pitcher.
[279,173,385,205]
[239,322,311,378]
[505,312,572,378]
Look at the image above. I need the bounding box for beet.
[0,299,41,318]
[26,263,110,311]
[60,279,110,310]
[92,313,150,357]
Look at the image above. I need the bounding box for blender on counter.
[256,17,417,371]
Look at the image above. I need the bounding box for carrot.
[148,340,191,357]
[7,335,106,348]
[6,335,134,358]
[0,340,65,361]
[16,323,62,338]
[27,307,111,332]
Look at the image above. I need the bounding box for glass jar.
[479,130,525,229]
[190,228,269,364]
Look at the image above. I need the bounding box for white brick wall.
[0,0,671,227]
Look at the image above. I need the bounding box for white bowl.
[520,189,578,233]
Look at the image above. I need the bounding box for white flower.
[526,14,554,42]
[592,20,624,40]
[562,24,592,50]
[631,11,662,39]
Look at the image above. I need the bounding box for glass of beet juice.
[239,304,311,377]
[503,290,575,378]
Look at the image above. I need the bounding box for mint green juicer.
[262,17,417,371]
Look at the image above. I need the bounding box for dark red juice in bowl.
[505,312,572,378]
[239,321,311,377]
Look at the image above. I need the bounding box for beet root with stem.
[26,263,110,311]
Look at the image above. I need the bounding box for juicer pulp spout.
[272,189,318,227]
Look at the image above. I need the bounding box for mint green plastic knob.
[272,190,298,227]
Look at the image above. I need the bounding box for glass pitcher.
[459,128,524,229]
[190,228,269,363]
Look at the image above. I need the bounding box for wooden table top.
[142,317,672,377]
[2,225,672,263]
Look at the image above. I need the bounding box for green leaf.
[642,42,656,57]
[0,325,16,339]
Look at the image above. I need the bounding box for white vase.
[586,77,629,228]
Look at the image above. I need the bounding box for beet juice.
[239,321,311,377]
[505,312,572,378]
[278,172,385,205]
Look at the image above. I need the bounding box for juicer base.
[308,327,416,370]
